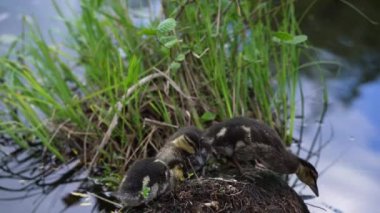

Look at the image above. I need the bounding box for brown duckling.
[115,157,183,207]
[202,117,319,196]
[156,126,210,173]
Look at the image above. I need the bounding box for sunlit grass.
[0,0,308,178]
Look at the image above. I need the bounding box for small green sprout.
[140,176,151,199]
[187,172,194,179]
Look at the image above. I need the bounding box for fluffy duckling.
[202,117,319,196]
[115,157,183,207]
[156,126,210,173]
[116,127,208,207]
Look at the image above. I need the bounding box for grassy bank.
[0,0,306,180]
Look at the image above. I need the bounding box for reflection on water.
[0,139,114,212]
[0,140,83,212]
[0,0,78,44]
[128,0,163,26]
[296,1,380,212]
[298,0,380,104]
[1,0,380,213]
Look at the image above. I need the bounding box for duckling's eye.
[312,171,318,179]
[184,135,195,146]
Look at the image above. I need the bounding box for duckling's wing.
[235,143,299,174]
[221,117,286,150]
[246,120,285,149]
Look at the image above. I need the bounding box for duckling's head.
[171,134,196,154]
[169,127,212,171]
[169,126,204,154]
[115,158,172,207]
[296,158,319,196]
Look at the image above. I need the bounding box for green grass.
[0,0,307,177]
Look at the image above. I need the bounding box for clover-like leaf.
[272,31,293,42]
[272,31,308,45]
[157,18,176,34]
[289,35,308,44]
[164,38,179,48]
[169,61,181,71]
[159,35,179,48]
[201,111,216,122]
[175,53,185,62]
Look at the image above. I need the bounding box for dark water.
[1,1,380,212]
[0,1,91,212]
[294,1,380,212]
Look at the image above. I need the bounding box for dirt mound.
[127,168,309,213]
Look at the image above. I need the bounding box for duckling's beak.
[171,165,185,181]
[171,135,195,154]
[309,181,319,197]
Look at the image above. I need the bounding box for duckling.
[115,157,183,207]
[202,117,319,196]
[156,126,210,173]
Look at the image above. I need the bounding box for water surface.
[295,1,380,212]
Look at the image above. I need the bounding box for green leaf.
[139,28,157,36]
[175,53,185,62]
[272,31,308,45]
[169,61,181,71]
[273,31,293,41]
[165,39,178,48]
[159,36,179,48]
[201,111,216,122]
[289,35,308,44]
[187,172,194,178]
[157,18,176,33]
[159,35,176,43]
[141,185,151,199]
